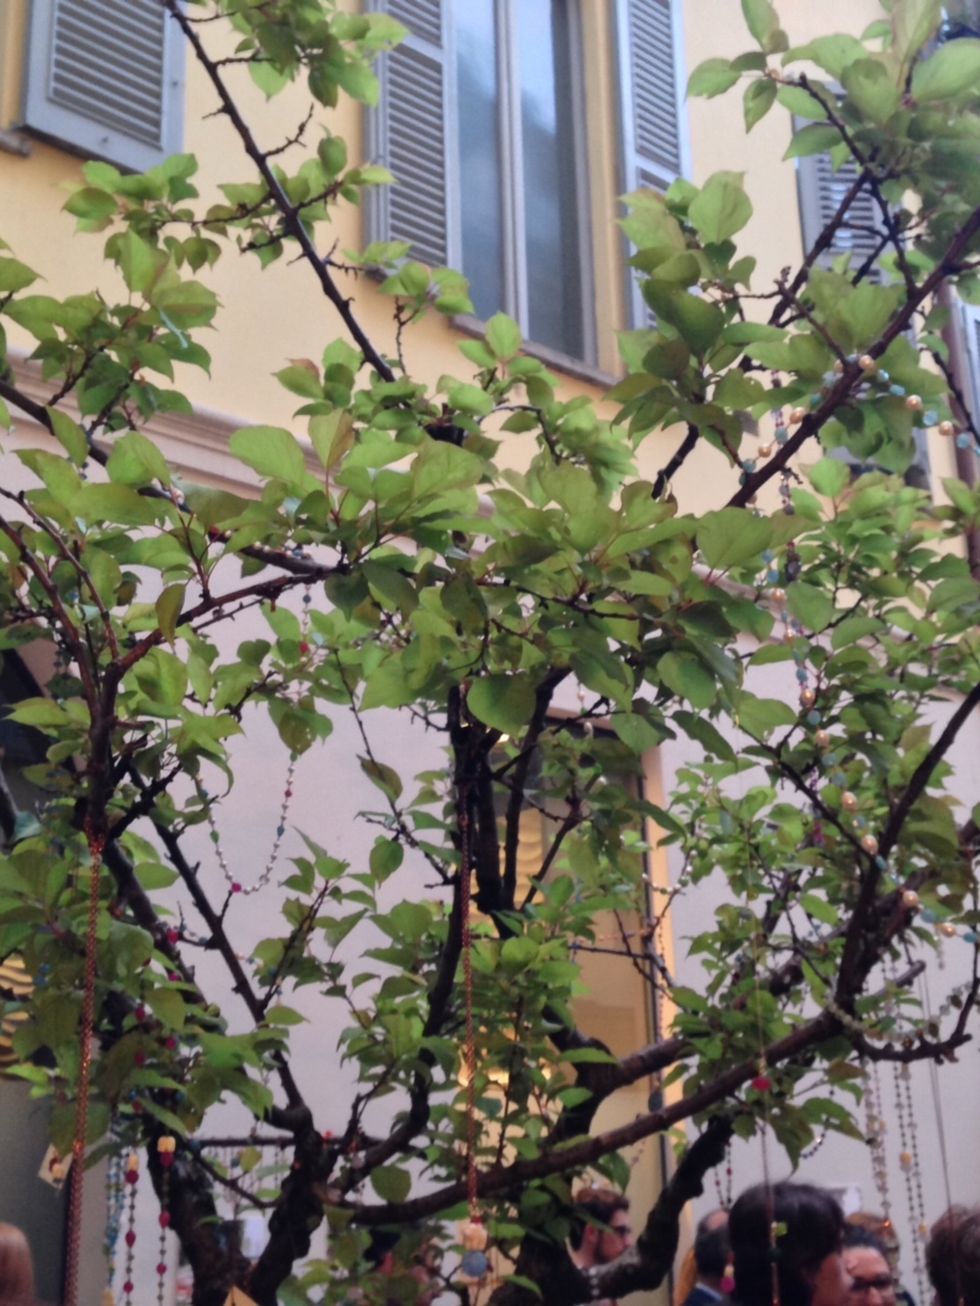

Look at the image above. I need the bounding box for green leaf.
[658,652,716,709]
[743,78,777,131]
[786,582,835,632]
[466,675,536,736]
[841,58,901,124]
[156,584,186,647]
[911,39,980,102]
[809,457,851,498]
[369,838,404,881]
[784,35,868,79]
[674,709,736,760]
[801,893,838,926]
[741,0,786,52]
[645,288,725,355]
[687,58,740,98]
[117,231,159,295]
[47,407,88,465]
[688,172,753,244]
[0,257,38,294]
[107,431,173,487]
[276,363,323,399]
[893,0,942,64]
[358,756,403,801]
[230,425,308,489]
[784,123,841,160]
[611,713,665,754]
[697,508,772,571]
[370,1165,411,1203]
[485,313,522,361]
[149,988,186,1032]
[152,280,219,328]
[737,693,797,738]
[309,410,355,471]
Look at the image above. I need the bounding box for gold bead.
[841,791,858,812]
[901,889,920,909]
[859,354,876,371]
[939,922,957,938]
[758,442,773,457]
[938,420,955,437]
[800,687,816,708]
[860,834,879,855]
[900,1151,912,1170]
[904,393,923,412]
[919,1222,930,1238]
[790,406,807,424]
[769,586,786,604]
[814,729,830,748]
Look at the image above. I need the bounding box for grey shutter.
[365,0,452,269]
[615,0,686,327]
[796,148,883,275]
[22,0,185,173]
[962,302,980,427]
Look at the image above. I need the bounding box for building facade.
[0,2,979,1303]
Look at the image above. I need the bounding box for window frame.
[449,0,598,367]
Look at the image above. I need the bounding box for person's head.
[570,1186,633,1268]
[842,1228,896,1306]
[0,1224,34,1305]
[847,1213,900,1266]
[694,1209,732,1288]
[926,1206,980,1306]
[729,1182,846,1306]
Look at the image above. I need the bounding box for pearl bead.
[939,922,957,938]
[758,442,773,457]
[860,834,879,855]
[841,791,858,811]
[900,1151,912,1170]
[790,406,807,424]
[938,420,955,437]
[769,586,786,604]
[904,393,923,412]
[859,354,876,371]
[814,729,830,748]
[901,890,920,909]
[800,688,816,708]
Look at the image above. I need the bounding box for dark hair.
[842,1227,892,1261]
[926,1206,980,1306]
[569,1186,630,1252]
[729,1182,844,1306]
[695,1212,732,1279]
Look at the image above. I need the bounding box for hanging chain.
[459,805,478,1214]
[65,825,105,1306]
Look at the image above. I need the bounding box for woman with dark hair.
[728,1182,848,1306]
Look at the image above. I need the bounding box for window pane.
[515,0,584,357]
[455,0,506,320]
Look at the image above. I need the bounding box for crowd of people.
[569,1182,980,1306]
[1,1186,979,1304]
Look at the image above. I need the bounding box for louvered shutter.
[961,302,980,427]
[796,148,883,275]
[365,0,453,269]
[22,0,185,173]
[615,0,686,328]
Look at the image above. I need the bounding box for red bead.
[125,1231,136,1246]
[161,1153,174,1168]
[166,928,179,945]
[134,1051,146,1067]
[751,1075,772,1092]
[167,971,179,982]
[132,1101,143,1115]
[322,1130,334,1141]
[123,1282,134,1295]
[135,1006,146,1021]
[157,1263,167,1275]
[284,789,293,799]
[164,1036,177,1050]
[125,1170,138,1185]
[299,642,310,654]
[231,882,242,894]
[159,1212,170,1228]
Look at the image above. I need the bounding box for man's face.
[843,1247,897,1306]
[596,1208,633,1266]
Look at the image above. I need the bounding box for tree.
[0,1,979,1303]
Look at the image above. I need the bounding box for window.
[795,136,884,276]
[961,300,980,427]
[22,0,185,173]
[366,0,685,360]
